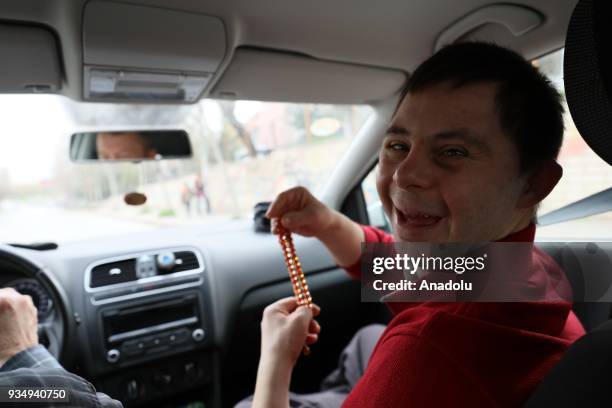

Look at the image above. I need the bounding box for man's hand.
[266,186,365,267]
[266,186,336,238]
[0,287,38,367]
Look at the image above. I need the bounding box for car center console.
[81,247,218,406]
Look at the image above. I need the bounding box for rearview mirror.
[69,130,192,162]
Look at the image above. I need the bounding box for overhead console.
[82,0,226,103]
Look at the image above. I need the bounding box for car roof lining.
[0,0,577,104]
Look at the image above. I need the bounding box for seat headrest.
[564,0,612,165]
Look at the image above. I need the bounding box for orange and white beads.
[277,224,313,355]
[277,225,313,308]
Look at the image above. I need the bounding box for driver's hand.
[0,287,38,367]
[260,297,321,367]
[266,186,336,238]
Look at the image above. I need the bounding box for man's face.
[96,132,156,160]
[377,82,533,242]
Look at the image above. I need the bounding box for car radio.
[100,293,205,365]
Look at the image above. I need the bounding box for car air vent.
[172,251,199,273]
[90,259,137,288]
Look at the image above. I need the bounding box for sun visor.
[0,23,62,93]
[82,1,226,103]
[210,48,406,104]
[564,0,612,166]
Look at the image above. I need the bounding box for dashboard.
[0,220,346,407]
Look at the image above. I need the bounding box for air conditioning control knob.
[192,328,205,342]
[106,349,120,363]
[156,252,176,270]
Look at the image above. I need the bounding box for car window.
[0,97,372,243]
[362,165,391,231]
[534,49,612,240]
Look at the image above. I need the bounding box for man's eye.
[440,148,468,158]
[387,142,409,151]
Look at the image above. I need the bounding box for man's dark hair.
[401,42,564,173]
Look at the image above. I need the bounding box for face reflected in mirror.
[96,132,158,160]
[70,129,192,162]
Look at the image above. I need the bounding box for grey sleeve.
[0,345,123,408]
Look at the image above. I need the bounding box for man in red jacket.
[244,42,585,408]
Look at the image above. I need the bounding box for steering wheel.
[0,247,71,362]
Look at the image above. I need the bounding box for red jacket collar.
[497,223,536,243]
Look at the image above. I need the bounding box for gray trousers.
[234,324,385,408]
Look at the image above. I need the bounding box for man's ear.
[516,160,563,209]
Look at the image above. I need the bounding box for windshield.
[0,96,372,243]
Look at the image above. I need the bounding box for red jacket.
[341,224,585,408]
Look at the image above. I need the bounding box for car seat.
[526,0,612,405]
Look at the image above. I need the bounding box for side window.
[362,165,391,232]
[534,49,612,239]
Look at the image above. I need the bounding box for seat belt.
[537,186,612,226]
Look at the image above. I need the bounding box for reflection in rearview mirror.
[69,130,192,162]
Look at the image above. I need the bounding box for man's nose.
[392,147,435,190]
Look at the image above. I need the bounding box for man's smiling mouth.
[394,207,443,228]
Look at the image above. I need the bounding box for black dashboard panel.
[0,220,347,407]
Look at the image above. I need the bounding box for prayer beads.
[277,224,313,355]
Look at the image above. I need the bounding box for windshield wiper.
[8,242,59,251]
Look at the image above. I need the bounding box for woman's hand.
[260,297,321,367]
[252,297,321,408]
